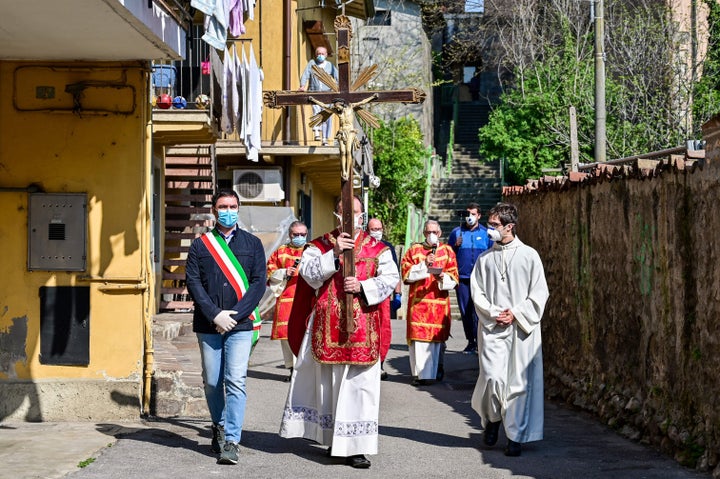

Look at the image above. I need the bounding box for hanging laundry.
[199,0,229,50]
[237,45,249,140]
[221,46,237,134]
[246,44,263,162]
[228,0,245,37]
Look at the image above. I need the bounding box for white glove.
[213,310,238,333]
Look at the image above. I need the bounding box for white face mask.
[369,231,383,241]
[334,211,365,230]
[466,215,477,226]
[354,213,366,230]
[427,233,439,245]
[487,228,502,242]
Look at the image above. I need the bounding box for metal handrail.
[578,145,688,171]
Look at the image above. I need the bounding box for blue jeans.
[197,330,252,444]
[457,278,478,344]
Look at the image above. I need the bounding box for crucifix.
[263,14,426,327]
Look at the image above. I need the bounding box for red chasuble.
[286,230,388,365]
[266,244,304,340]
[401,242,459,343]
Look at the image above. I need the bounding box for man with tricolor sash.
[279,196,399,469]
[185,190,266,465]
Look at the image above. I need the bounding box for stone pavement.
[0,319,712,479]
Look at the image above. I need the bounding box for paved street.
[1,318,711,479]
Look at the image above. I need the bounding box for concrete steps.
[430,143,502,236]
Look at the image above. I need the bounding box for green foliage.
[479,30,596,184]
[77,457,96,468]
[478,2,688,185]
[369,117,428,245]
[692,0,720,133]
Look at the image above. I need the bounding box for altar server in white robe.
[470,202,549,457]
[279,196,399,469]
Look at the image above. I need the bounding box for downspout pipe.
[142,62,154,416]
[284,0,292,140]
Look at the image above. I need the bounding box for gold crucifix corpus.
[308,93,378,181]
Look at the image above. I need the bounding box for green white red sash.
[200,229,262,348]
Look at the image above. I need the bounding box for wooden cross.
[263,14,425,327]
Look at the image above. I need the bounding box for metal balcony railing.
[151,24,222,128]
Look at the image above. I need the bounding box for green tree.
[477,1,690,185]
[692,0,720,133]
[369,117,428,245]
[479,29,597,184]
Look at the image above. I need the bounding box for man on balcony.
[298,46,338,145]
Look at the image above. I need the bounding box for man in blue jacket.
[186,190,266,465]
[447,202,492,354]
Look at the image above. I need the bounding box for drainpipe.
[142,63,154,415]
[284,0,292,139]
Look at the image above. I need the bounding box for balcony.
[151,25,222,146]
[0,0,191,61]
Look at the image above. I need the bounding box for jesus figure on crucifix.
[308,94,379,180]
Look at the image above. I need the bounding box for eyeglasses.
[216,204,239,211]
[290,232,307,237]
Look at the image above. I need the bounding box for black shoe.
[346,454,371,468]
[483,421,501,446]
[411,376,429,386]
[218,441,239,464]
[211,423,225,454]
[504,440,522,457]
[436,365,445,381]
[326,446,333,457]
[380,370,388,381]
[284,368,293,382]
[463,342,478,355]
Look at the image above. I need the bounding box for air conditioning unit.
[233,168,285,203]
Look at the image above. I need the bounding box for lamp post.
[594,0,606,163]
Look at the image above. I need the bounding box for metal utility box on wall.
[28,193,87,271]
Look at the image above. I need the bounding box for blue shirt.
[448,224,492,278]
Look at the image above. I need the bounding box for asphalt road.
[1,318,711,479]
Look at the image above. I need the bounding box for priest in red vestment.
[266,221,308,381]
[401,220,458,385]
[279,196,399,469]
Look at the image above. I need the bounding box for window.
[465,0,484,13]
[367,10,391,26]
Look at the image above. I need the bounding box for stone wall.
[507,157,720,474]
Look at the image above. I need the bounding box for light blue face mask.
[316,54,326,63]
[217,210,238,228]
[291,236,307,247]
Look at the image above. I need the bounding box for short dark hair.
[488,203,518,227]
[289,220,307,230]
[212,190,240,208]
[466,202,481,214]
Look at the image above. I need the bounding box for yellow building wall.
[255,0,341,144]
[0,62,151,389]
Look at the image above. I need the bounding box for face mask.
[369,231,383,241]
[487,227,502,242]
[466,215,477,226]
[217,210,238,228]
[316,54,326,63]
[291,236,307,247]
[427,233,439,245]
[354,213,365,230]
